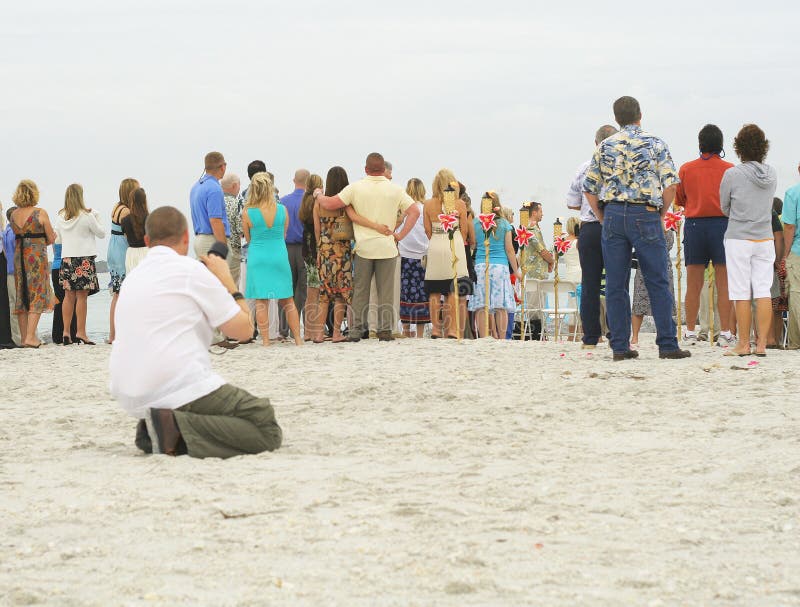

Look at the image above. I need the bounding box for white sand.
[2,338,799,606]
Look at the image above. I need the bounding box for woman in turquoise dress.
[107,178,139,343]
[242,173,302,346]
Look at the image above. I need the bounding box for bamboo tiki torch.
[675,214,684,341]
[553,217,563,342]
[708,262,715,347]
[519,205,531,341]
[481,194,493,338]
[443,183,460,341]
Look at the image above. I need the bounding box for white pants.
[724,239,775,300]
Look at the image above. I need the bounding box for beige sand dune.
[2,337,799,606]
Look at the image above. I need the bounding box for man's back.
[110,246,239,418]
[676,155,734,218]
[190,176,228,235]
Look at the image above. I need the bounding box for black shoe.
[362,329,370,340]
[346,336,361,343]
[149,408,186,456]
[62,336,72,346]
[613,350,639,362]
[135,419,153,454]
[659,349,692,359]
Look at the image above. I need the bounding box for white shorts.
[723,238,775,300]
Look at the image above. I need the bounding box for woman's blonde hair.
[406,178,426,203]
[246,172,276,208]
[431,169,458,201]
[61,184,87,220]
[299,174,324,224]
[12,180,39,208]
[118,178,139,208]
[566,216,580,236]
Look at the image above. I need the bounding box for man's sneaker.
[682,332,698,346]
[717,333,736,348]
[581,343,597,350]
[613,350,639,362]
[659,349,692,359]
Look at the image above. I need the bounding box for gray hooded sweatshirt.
[720,161,777,241]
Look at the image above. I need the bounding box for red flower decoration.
[515,226,534,249]
[663,209,684,232]
[477,213,497,233]
[438,212,459,234]
[554,234,572,255]
[81,260,90,270]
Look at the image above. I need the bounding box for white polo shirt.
[566,159,598,223]
[338,175,415,259]
[109,246,240,418]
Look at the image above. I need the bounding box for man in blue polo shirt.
[278,169,309,339]
[783,162,800,348]
[190,151,230,259]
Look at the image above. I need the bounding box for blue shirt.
[473,218,512,264]
[52,243,64,271]
[2,225,14,273]
[190,175,230,237]
[279,188,305,244]
[784,182,800,257]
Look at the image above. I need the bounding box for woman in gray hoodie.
[720,124,777,356]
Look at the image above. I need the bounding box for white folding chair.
[517,278,542,341]
[537,279,580,341]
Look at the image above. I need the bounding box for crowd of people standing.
[1,96,799,359]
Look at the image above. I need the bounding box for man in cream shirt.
[315,152,420,341]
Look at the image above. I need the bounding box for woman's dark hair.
[129,188,149,241]
[325,166,349,196]
[698,124,724,155]
[773,197,783,215]
[733,124,769,163]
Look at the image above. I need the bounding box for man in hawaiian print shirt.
[583,96,690,361]
[221,173,242,287]
[523,201,554,280]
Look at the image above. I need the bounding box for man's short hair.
[595,124,618,144]
[247,160,267,180]
[613,96,642,127]
[365,152,385,173]
[145,206,188,246]
[294,169,310,186]
[698,124,724,154]
[204,151,226,172]
[220,173,240,191]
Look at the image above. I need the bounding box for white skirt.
[125,246,148,273]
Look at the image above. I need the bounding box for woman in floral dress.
[10,180,57,347]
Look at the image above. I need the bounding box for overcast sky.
[2,1,798,253]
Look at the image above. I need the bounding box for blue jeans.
[601,203,679,353]
[577,221,604,345]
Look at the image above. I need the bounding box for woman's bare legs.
[304,285,321,341]
[754,297,772,354]
[255,299,270,346]
[731,300,752,355]
[279,297,303,346]
[17,312,28,345]
[62,290,76,339]
[333,300,347,342]
[494,310,508,339]
[415,323,425,338]
[631,314,644,347]
[75,290,89,340]
[429,295,443,337]
[23,312,41,346]
[108,292,119,343]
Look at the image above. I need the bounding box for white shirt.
[566,160,598,223]
[396,202,429,259]
[109,246,240,418]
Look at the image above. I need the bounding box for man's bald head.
[595,124,618,145]
[293,169,310,189]
[145,206,188,248]
[365,152,385,176]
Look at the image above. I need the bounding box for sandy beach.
[2,337,799,606]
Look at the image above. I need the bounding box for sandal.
[723,350,751,357]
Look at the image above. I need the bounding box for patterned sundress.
[317,216,353,305]
[12,209,56,314]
